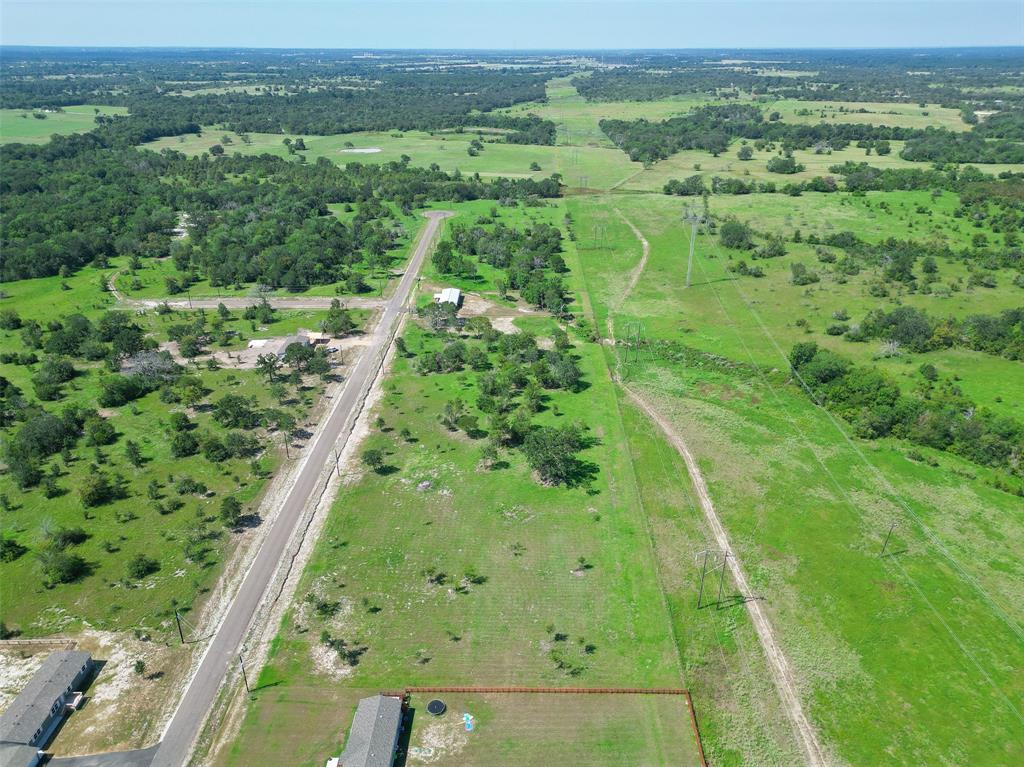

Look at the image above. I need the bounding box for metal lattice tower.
[683,207,706,289]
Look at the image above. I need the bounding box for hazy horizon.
[3,1,1022,49]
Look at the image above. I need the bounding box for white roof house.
[432,287,462,307]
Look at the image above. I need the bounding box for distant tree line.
[572,49,1024,110]
[601,103,1024,165]
[1,49,558,146]
[1,134,561,282]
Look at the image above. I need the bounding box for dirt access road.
[115,292,388,312]
[611,210,829,767]
[149,211,452,767]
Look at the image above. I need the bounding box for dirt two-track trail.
[612,209,829,767]
[149,211,452,767]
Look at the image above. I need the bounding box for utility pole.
[174,609,185,645]
[332,447,342,478]
[238,654,250,694]
[683,208,704,289]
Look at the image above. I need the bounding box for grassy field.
[566,192,1024,765]
[0,265,329,636]
[0,105,127,144]
[620,141,1024,191]
[143,127,642,190]
[571,192,1024,422]
[764,98,968,131]
[402,691,696,765]
[217,198,803,767]
[502,76,711,148]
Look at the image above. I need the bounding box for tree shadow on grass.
[237,513,263,530]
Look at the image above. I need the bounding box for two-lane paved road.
[151,211,452,767]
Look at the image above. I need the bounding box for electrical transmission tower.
[621,321,648,365]
[694,548,731,609]
[683,207,706,289]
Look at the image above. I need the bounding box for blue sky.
[2,1,1022,49]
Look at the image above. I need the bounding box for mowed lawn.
[0,105,127,144]
[402,691,696,766]
[568,193,1024,765]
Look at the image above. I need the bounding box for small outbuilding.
[338,694,404,767]
[433,287,462,308]
[275,335,311,358]
[0,650,93,751]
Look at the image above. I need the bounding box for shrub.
[39,550,88,584]
[171,431,199,458]
[220,497,242,528]
[790,263,820,285]
[79,472,122,507]
[48,526,87,550]
[84,416,116,447]
[0,537,28,562]
[361,448,385,472]
[767,155,805,174]
[126,553,159,580]
[719,219,754,250]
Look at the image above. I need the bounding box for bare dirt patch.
[0,649,48,710]
[408,718,469,763]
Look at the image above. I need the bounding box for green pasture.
[569,193,1023,420]
[142,127,642,191]
[0,105,127,144]
[502,76,712,148]
[763,98,968,131]
[220,198,803,767]
[627,361,1024,767]
[568,192,1024,765]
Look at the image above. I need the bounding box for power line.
[688,214,1023,722]
[697,218,1023,646]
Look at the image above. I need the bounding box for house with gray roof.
[0,650,93,752]
[338,694,403,767]
[0,743,42,767]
